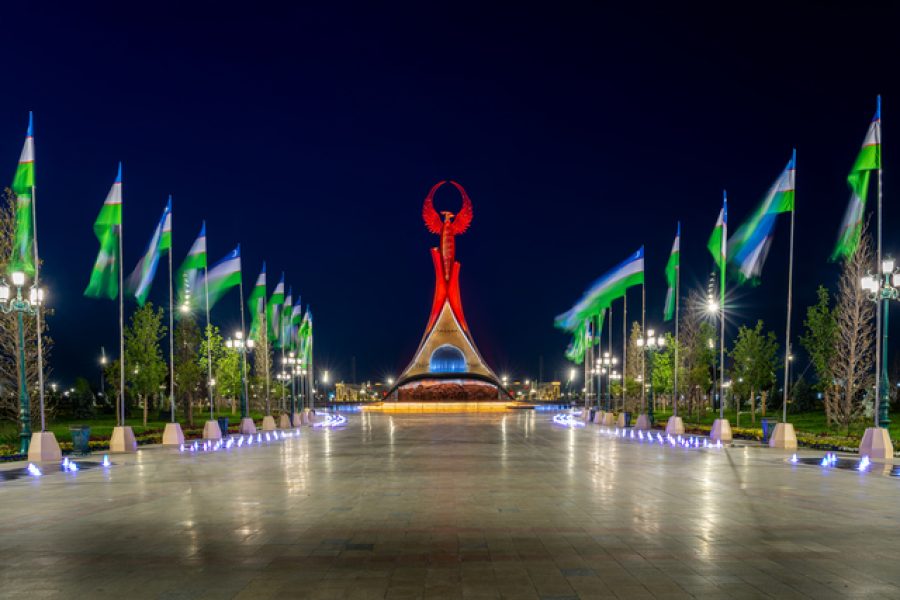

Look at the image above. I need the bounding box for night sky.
[3,2,900,386]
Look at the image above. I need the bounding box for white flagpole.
[622,293,627,412]
[719,192,727,421]
[31,182,46,432]
[205,261,213,422]
[673,222,680,418]
[168,203,175,423]
[782,152,796,424]
[118,174,126,428]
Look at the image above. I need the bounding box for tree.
[730,320,779,422]
[175,314,203,426]
[680,290,715,419]
[0,189,54,425]
[251,322,272,413]
[199,324,227,411]
[216,348,241,413]
[800,285,839,425]
[124,303,167,426]
[61,377,95,419]
[650,334,675,409]
[625,321,642,411]
[830,224,875,432]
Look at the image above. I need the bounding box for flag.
[198,245,241,309]
[126,198,171,305]
[11,112,35,275]
[290,296,303,350]
[298,307,313,363]
[565,319,589,364]
[267,274,285,341]
[664,222,680,321]
[729,153,796,283]
[707,192,727,302]
[833,97,882,260]
[247,262,267,338]
[85,164,123,299]
[176,221,207,308]
[278,287,293,349]
[555,247,644,331]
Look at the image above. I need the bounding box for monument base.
[261,415,277,431]
[634,414,651,430]
[279,414,292,429]
[710,418,732,443]
[203,420,222,440]
[239,417,257,435]
[162,423,185,446]
[601,412,616,426]
[769,422,798,449]
[860,427,894,459]
[27,431,62,462]
[292,413,303,427]
[302,408,312,425]
[665,416,685,436]
[109,426,137,453]
[616,413,627,428]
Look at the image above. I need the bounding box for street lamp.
[861,259,900,437]
[225,330,255,433]
[0,272,55,457]
[596,352,618,412]
[636,329,666,427]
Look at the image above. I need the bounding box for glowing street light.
[637,328,667,426]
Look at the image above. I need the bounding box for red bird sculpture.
[422,180,474,280]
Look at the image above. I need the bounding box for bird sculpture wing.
[422,180,446,235]
[448,180,473,234]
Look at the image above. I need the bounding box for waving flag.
[267,273,285,341]
[198,245,241,310]
[555,247,644,332]
[707,193,727,302]
[85,164,123,299]
[278,287,293,349]
[127,198,171,305]
[290,296,303,350]
[664,223,680,321]
[833,97,882,261]
[729,153,796,283]
[11,112,35,275]
[247,262,267,338]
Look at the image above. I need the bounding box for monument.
[386,181,508,402]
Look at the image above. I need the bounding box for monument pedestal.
[665,416,685,436]
[27,431,62,462]
[769,422,797,449]
[616,412,627,428]
[279,414,292,429]
[109,426,137,453]
[710,418,732,443]
[302,409,313,425]
[203,420,222,440]
[162,423,185,446]
[261,415,277,431]
[292,413,303,427]
[634,413,651,430]
[860,427,894,459]
[239,417,257,435]
[601,412,616,426]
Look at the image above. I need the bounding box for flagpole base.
[239,417,257,435]
[615,412,627,428]
[665,416,685,436]
[278,414,291,429]
[634,414,651,430]
[860,427,894,460]
[769,422,797,449]
[109,426,137,453]
[261,415,277,431]
[202,420,222,441]
[600,412,616,426]
[27,431,62,462]
[162,423,185,446]
[710,418,732,443]
[302,408,313,425]
[292,413,303,427]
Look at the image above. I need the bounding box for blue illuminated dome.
[429,344,467,373]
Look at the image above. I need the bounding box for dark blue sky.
[2,2,899,385]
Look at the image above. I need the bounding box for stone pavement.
[1,411,899,599]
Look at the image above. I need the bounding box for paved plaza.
[2,411,900,599]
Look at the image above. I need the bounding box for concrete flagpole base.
[27,431,62,462]
[239,417,257,435]
[769,422,797,449]
[278,414,291,429]
[710,418,732,443]
[202,420,222,441]
[302,408,313,425]
[261,415,277,431]
[292,413,303,427]
[601,412,616,426]
[615,413,627,428]
[860,427,894,459]
[665,416,685,436]
[634,414,651,430]
[162,423,185,446]
[109,426,137,453]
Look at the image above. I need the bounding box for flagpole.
[31,183,46,432]
[281,314,286,415]
[673,222,680,419]
[782,152,796,424]
[641,278,646,416]
[205,262,213,422]
[118,179,125,428]
[719,192,727,421]
[168,203,175,423]
[239,273,249,417]
[264,307,270,417]
[583,317,589,412]
[876,95,887,429]
[622,293,626,413]
[607,304,612,412]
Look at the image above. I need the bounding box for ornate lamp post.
[0,272,58,458]
[636,328,666,428]
[226,331,255,434]
[860,258,900,457]
[597,352,617,412]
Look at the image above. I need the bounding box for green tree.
[175,314,203,426]
[199,324,227,411]
[800,285,839,425]
[730,320,779,422]
[125,303,167,426]
[680,291,715,420]
[216,349,241,413]
[625,321,642,412]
